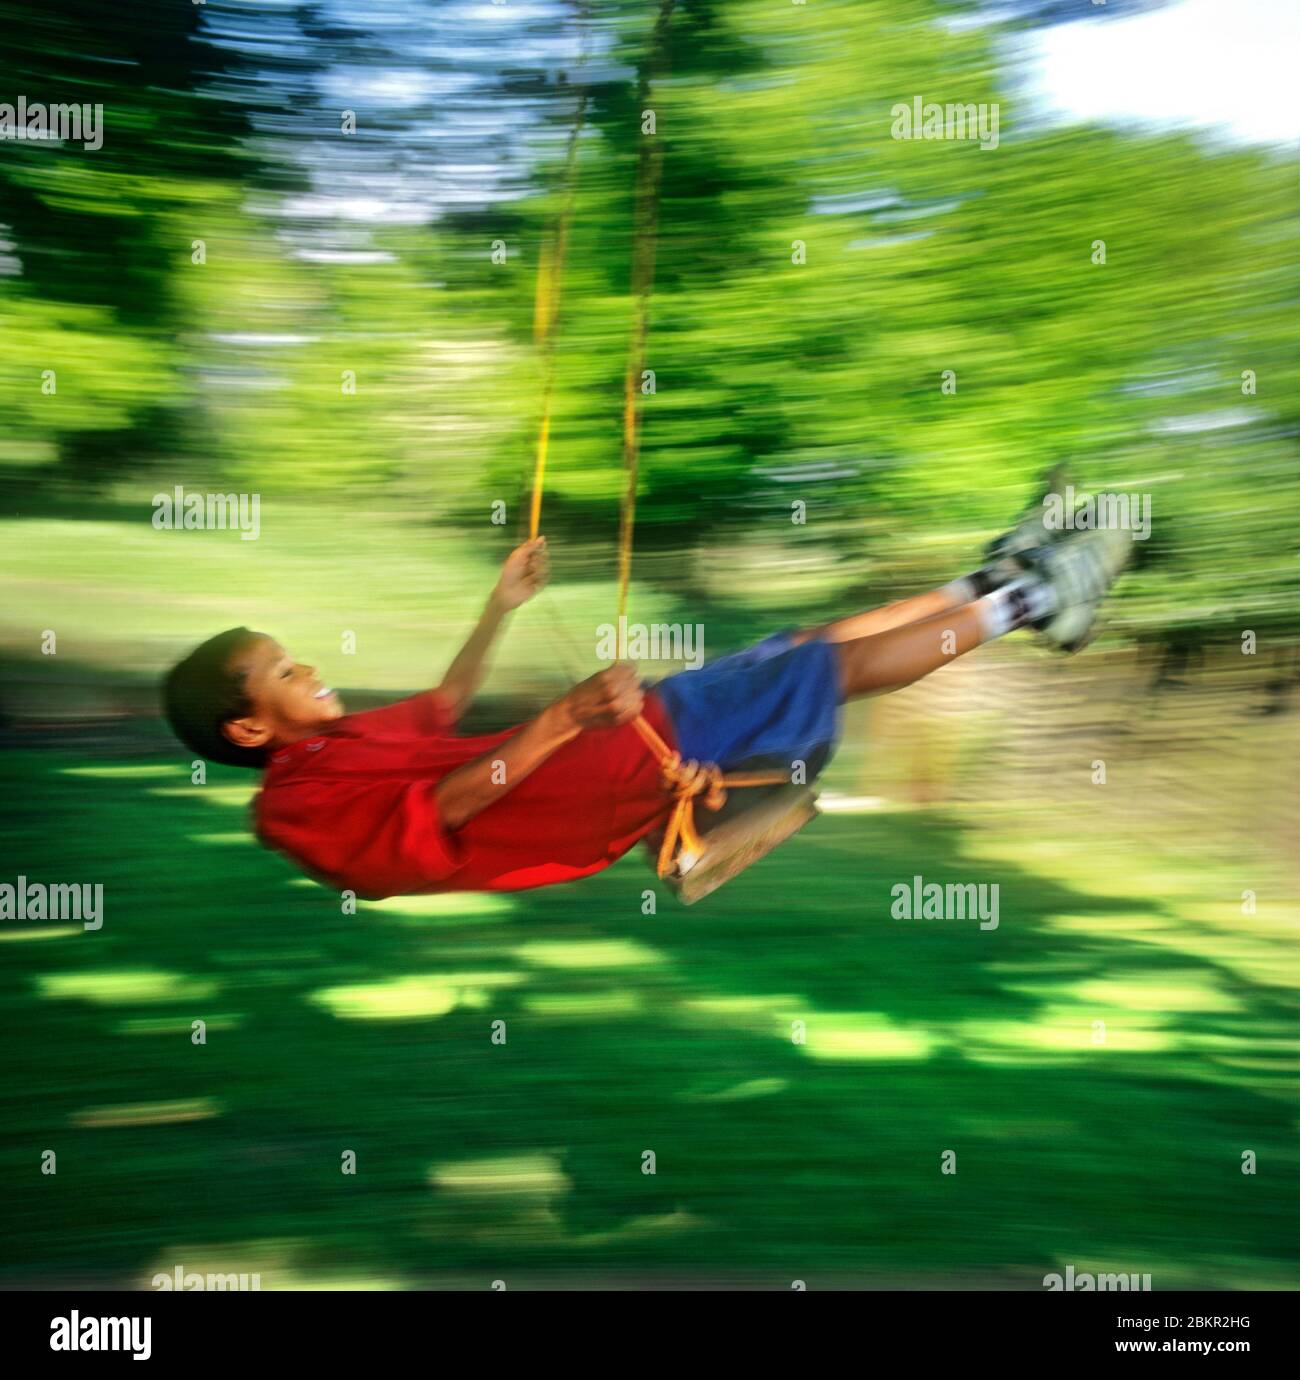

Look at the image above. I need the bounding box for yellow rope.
[616,0,676,618]
[528,82,588,541]
[530,0,785,881]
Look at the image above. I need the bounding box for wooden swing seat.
[645,781,820,905]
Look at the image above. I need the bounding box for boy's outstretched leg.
[830,598,1000,698]
[794,466,1074,648]
[826,524,1134,699]
[789,573,997,646]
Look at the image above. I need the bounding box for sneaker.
[1023,524,1133,652]
[983,463,1072,574]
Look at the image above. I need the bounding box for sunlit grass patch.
[798,1014,937,1062]
[149,786,257,808]
[1044,904,1298,989]
[513,938,666,969]
[677,993,936,1060]
[571,1208,709,1248]
[188,832,254,846]
[424,1148,708,1251]
[523,990,643,1018]
[682,1077,789,1102]
[271,1275,406,1291]
[1205,1046,1300,1077]
[0,925,79,942]
[363,892,515,918]
[38,969,218,1005]
[61,765,180,779]
[957,1011,1174,1061]
[677,993,804,1038]
[309,971,525,1021]
[974,836,1223,907]
[287,883,518,925]
[1149,899,1300,990]
[71,1098,220,1128]
[117,1014,244,1036]
[429,1153,569,1198]
[1067,976,1242,1014]
[817,793,889,813]
[1042,911,1179,938]
[140,1241,405,1291]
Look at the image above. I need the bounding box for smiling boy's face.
[221,634,344,754]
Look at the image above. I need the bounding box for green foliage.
[0,0,1294,634]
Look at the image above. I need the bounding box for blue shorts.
[651,631,842,776]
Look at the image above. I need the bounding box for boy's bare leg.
[788,578,981,647]
[827,567,1067,698]
[831,603,988,699]
[797,504,1135,699]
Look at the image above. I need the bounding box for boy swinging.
[162,482,1132,901]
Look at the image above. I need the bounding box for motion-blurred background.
[1,0,1296,1289]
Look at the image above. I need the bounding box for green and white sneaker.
[1022,524,1133,653]
[983,463,1072,575]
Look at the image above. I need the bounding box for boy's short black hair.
[162,627,267,769]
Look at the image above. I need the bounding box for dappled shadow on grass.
[2,750,1296,1288]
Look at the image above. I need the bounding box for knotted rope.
[630,715,787,880]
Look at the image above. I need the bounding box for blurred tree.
[0,0,248,480]
[0,0,1293,637]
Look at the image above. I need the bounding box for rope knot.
[632,713,787,881]
[660,752,728,812]
[653,750,730,878]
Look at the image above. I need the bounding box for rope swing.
[528,0,803,894]
[527,77,588,543]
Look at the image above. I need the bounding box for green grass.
[2,748,1296,1289]
[0,510,759,697]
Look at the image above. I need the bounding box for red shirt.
[253,689,677,898]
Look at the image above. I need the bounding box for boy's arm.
[437,537,547,720]
[435,665,643,830]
